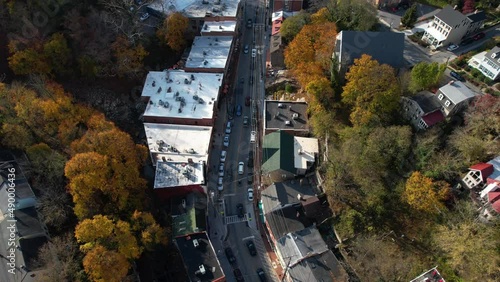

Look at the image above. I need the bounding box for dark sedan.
[450,71,465,82]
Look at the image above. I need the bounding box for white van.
[220,151,227,162]
[238,162,244,175]
[250,131,256,143]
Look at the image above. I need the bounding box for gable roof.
[466,10,486,23]
[277,227,329,267]
[488,191,500,213]
[337,31,405,69]
[262,131,296,174]
[484,46,500,69]
[288,251,349,282]
[435,5,467,27]
[412,91,442,114]
[265,203,313,239]
[261,181,315,213]
[438,81,475,105]
[470,163,494,181]
[486,156,500,183]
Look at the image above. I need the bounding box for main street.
[206,0,278,281]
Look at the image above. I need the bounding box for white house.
[435,80,476,117]
[468,46,500,81]
[422,5,485,48]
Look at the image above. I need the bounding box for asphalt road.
[206,0,277,281]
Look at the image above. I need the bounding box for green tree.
[342,54,401,127]
[327,0,378,31]
[26,143,67,186]
[280,11,311,43]
[401,4,418,28]
[157,12,189,52]
[409,62,446,92]
[403,171,450,214]
[43,33,72,76]
[0,123,34,150]
[111,36,148,77]
[8,48,51,76]
[449,94,500,163]
[433,206,500,281]
[306,77,335,109]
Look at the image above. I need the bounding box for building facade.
[468,47,500,81]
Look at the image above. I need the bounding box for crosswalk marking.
[224,215,248,225]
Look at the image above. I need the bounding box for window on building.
[445,100,451,107]
[438,93,444,100]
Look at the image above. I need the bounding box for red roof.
[422,110,444,127]
[488,191,500,203]
[470,163,494,181]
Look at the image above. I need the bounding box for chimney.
[474,9,478,14]
[448,80,455,85]
[453,5,457,10]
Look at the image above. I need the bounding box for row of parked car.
[446,32,486,52]
[224,242,267,281]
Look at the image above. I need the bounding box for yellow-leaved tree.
[403,171,450,214]
[82,245,130,282]
[157,12,189,52]
[342,54,401,127]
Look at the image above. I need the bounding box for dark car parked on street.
[246,240,257,256]
[473,32,485,41]
[450,71,465,82]
[225,247,236,264]
[234,268,244,281]
[461,37,474,46]
[237,203,244,218]
[256,268,267,282]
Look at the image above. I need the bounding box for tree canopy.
[280,11,311,43]
[157,12,189,53]
[403,171,450,214]
[342,54,401,127]
[409,62,446,92]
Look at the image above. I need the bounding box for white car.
[250,131,256,143]
[446,44,459,51]
[140,12,150,22]
[218,184,223,191]
[220,150,227,162]
[251,49,257,58]
[244,45,249,54]
[247,188,254,202]
[223,135,230,147]
[238,162,244,175]
[225,121,232,134]
[219,163,225,177]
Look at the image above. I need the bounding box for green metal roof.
[262,131,295,174]
[173,207,206,237]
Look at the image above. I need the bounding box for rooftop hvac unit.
[198,265,206,275]
[278,103,283,108]
[159,100,164,106]
[191,74,195,80]
[167,87,172,93]
[204,24,208,30]
[285,120,291,126]
[193,239,199,248]
[198,98,204,104]
[152,81,156,87]
[193,95,199,100]
[164,101,169,108]
[215,37,219,42]
[219,25,223,29]
[292,113,299,119]
[204,60,208,65]
[157,87,162,93]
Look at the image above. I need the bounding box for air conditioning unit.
[193,239,199,248]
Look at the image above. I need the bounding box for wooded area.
[282,2,500,281]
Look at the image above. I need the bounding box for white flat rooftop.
[201,21,237,34]
[142,70,223,119]
[154,161,205,189]
[185,36,233,69]
[144,123,213,164]
[149,0,241,18]
[294,137,319,170]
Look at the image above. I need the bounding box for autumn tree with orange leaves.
[157,12,189,53]
[342,54,401,127]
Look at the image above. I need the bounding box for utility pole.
[280,257,293,282]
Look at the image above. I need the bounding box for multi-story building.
[468,46,500,81]
[264,101,309,136]
[175,232,225,282]
[184,36,234,74]
[271,0,303,12]
[200,20,237,36]
[333,31,405,80]
[148,0,242,33]
[401,91,445,130]
[435,80,476,117]
[422,5,485,48]
[140,70,223,126]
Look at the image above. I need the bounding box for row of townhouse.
[138,2,247,281]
